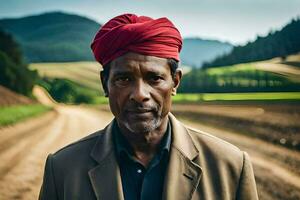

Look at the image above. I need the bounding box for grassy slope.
[0,104,52,126]
[30,62,102,91]
[30,61,109,104]
[204,53,300,84]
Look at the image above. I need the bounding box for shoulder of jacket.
[51,128,105,158]
[186,126,244,162]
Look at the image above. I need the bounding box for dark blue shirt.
[113,122,171,200]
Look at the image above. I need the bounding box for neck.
[118,117,169,167]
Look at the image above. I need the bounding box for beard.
[121,114,162,134]
[116,101,165,134]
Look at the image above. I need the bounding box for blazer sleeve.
[39,154,59,200]
[236,152,259,200]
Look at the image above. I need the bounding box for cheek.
[162,93,172,109]
[108,90,126,116]
[108,97,118,116]
[155,85,173,113]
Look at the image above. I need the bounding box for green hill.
[0,12,101,62]
[203,17,300,68]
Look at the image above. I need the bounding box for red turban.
[91,13,182,66]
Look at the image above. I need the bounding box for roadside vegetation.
[0,30,52,127]
[0,29,38,96]
[0,104,52,127]
[38,77,108,104]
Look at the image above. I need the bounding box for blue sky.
[0,0,299,45]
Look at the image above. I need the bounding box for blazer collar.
[163,113,202,200]
[168,113,199,160]
[88,120,124,200]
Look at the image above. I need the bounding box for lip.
[126,108,153,117]
[126,107,153,113]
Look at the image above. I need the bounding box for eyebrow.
[110,70,132,77]
[110,64,168,78]
[146,71,165,77]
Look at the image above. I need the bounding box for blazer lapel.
[88,121,124,200]
[163,113,202,200]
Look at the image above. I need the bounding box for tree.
[0,29,37,95]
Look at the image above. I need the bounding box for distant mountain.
[203,17,300,68]
[180,38,233,68]
[0,12,234,65]
[0,12,101,62]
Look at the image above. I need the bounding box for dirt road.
[0,105,113,199]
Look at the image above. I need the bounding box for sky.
[0,0,300,45]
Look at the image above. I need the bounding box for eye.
[116,76,129,82]
[114,76,131,86]
[149,75,164,83]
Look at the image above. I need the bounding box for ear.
[100,71,109,97]
[172,69,182,96]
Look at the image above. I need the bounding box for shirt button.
[137,169,142,173]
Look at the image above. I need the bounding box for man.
[39,14,258,200]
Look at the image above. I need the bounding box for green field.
[0,104,52,126]
[172,92,300,103]
[205,63,255,75]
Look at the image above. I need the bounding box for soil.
[0,85,35,106]
[172,103,300,150]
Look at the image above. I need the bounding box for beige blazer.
[39,113,259,200]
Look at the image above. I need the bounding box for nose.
[130,79,150,103]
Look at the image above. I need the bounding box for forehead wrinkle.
[110,53,169,76]
[111,62,141,74]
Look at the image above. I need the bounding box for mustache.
[124,102,157,112]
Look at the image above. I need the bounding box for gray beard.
[122,117,162,134]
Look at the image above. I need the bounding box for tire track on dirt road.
[0,109,68,199]
[0,111,58,153]
[0,111,59,178]
[20,106,112,200]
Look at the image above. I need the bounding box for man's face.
[103,52,181,134]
